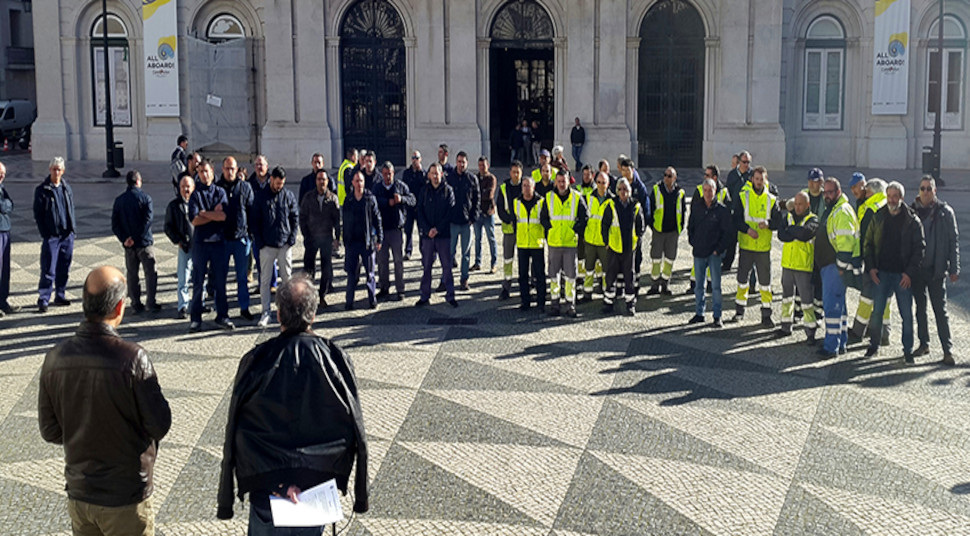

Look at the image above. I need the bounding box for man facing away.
[40,266,171,536]
[217,275,368,533]
[111,170,159,314]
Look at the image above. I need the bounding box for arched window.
[90,13,132,127]
[925,15,967,130]
[206,13,245,43]
[803,15,845,130]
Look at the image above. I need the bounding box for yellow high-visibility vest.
[781,212,816,272]
[585,192,611,247]
[545,190,581,248]
[337,159,354,206]
[737,188,776,252]
[652,183,685,233]
[607,200,641,254]
[514,197,545,250]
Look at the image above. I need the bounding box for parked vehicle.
[0,99,37,149]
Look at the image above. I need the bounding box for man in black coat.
[164,174,196,319]
[447,151,480,290]
[252,167,300,328]
[111,170,158,314]
[416,163,458,307]
[373,161,415,300]
[217,275,367,532]
[343,170,383,310]
[300,169,341,308]
[401,150,427,259]
[33,156,76,313]
[687,178,733,327]
[298,153,334,203]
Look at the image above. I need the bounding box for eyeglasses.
[740,160,750,164]
[411,156,420,160]
[920,186,933,192]
[663,173,673,178]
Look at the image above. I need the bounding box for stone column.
[32,0,67,160]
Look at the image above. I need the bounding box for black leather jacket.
[217,330,368,518]
[38,322,171,507]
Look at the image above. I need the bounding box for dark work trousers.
[377,228,405,295]
[191,240,229,323]
[518,248,546,307]
[420,236,455,301]
[304,238,333,299]
[606,248,636,308]
[345,241,377,307]
[721,232,738,271]
[0,231,10,307]
[913,270,953,354]
[38,233,74,305]
[404,209,417,256]
[124,245,158,307]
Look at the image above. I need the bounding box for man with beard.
[815,177,860,358]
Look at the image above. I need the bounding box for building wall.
[32,0,966,171]
[0,0,36,101]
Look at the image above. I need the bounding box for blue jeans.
[473,214,497,268]
[821,264,848,354]
[38,233,74,305]
[693,253,722,317]
[572,143,583,169]
[450,223,472,282]
[176,248,193,311]
[225,237,251,310]
[869,271,914,353]
[191,241,229,323]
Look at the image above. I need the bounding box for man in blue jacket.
[217,157,256,321]
[33,157,76,313]
[188,160,233,332]
[111,170,159,314]
[253,167,299,328]
[373,161,415,301]
[343,171,382,310]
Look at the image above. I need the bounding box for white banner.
[872,0,910,115]
[143,0,179,116]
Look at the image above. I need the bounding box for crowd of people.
[0,137,961,365]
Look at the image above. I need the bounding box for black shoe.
[499,288,510,300]
[1,304,21,314]
[942,352,956,366]
[202,305,213,314]
[686,282,696,295]
[470,263,481,272]
[448,299,459,308]
[624,305,636,317]
[176,308,187,320]
[776,328,792,337]
[913,344,929,357]
[864,346,878,358]
[565,307,578,318]
[706,281,713,294]
[761,317,775,328]
[131,304,145,315]
[37,302,48,313]
[240,309,255,321]
[319,296,328,309]
[148,303,162,313]
[389,293,403,302]
[436,282,447,293]
[729,314,743,323]
[880,334,890,347]
[188,321,202,333]
[646,286,660,296]
[415,299,430,306]
[660,287,672,296]
[404,253,411,261]
[712,317,724,328]
[547,305,561,317]
[369,302,379,310]
[345,302,354,311]
[903,353,915,364]
[53,297,71,307]
[460,280,470,291]
[688,315,704,324]
[817,348,838,359]
[215,318,235,331]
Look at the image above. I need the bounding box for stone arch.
[791,0,865,41]
[480,0,564,40]
[631,0,716,40]
[916,2,970,39]
[190,0,263,40]
[330,0,415,40]
[73,0,140,41]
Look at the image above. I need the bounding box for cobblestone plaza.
[1,153,969,535]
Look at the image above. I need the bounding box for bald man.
[40,266,171,535]
[778,192,819,342]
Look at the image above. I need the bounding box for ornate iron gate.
[340,0,407,165]
[638,0,705,167]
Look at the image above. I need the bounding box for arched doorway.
[341,0,407,165]
[489,0,554,166]
[638,0,705,167]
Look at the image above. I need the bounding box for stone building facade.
[30,0,970,171]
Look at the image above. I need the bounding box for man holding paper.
[217,274,368,533]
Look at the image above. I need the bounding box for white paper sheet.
[269,479,344,527]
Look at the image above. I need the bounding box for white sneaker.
[258,312,271,327]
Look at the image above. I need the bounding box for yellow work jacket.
[738,188,776,253]
[585,192,612,247]
[545,190,581,248]
[781,212,815,272]
[337,159,354,206]
[514,197,545,250]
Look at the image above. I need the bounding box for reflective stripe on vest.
[857,191,886,223]
[514,197,545,249]
[696,183,727,204]
[738,188,776,252]
[500,183,516,234]
[545,190,580,247]
[607,200,641,254]
[781,212,815,272]
[652,183,684,233]
[585,192,610,247]
[827,195,860,256]
[337,160,353,206]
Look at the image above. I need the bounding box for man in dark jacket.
[188,160,232,332]
[416,163,458,307]
[300,169,341,308]
[373,161,415,301]
[253,167,299,328]
[401,150,426,259]
[112,170,159,314]
[723,150,753,270]
[911,176,960,365]
[570,117,586,171]
[165,174,196,319]
[298,152,334,203]
[217,275,368,531]
[448,151,480,290]
[687,178,733,326]
[343,170,383,310]
[33,156,76,313]
[40,266,171,534]
[600,177,647,316]
[0,160,16,316]
[216,157,256,321]
[496,161,524,300]
[863,181,925,362]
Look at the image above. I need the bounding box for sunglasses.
[740,160,750,164]
[663,173,673,178]
[411,156,420,159]
[920,186,933,192]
